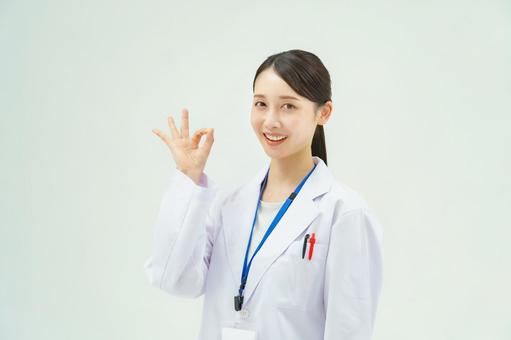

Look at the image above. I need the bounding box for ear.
[316,100,333,126]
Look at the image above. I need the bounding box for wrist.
[176,167,203,185]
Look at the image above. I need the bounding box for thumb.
[202,128,214,154]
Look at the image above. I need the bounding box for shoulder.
[323,178,383,242]
[320,176,382,230]
[219,180,250,205]
[322,178,372,214]
[220,171,372,211]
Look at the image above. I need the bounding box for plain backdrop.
[1,0,510,339]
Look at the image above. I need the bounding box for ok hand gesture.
[152,108,214,183]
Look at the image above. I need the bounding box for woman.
[144,49,383,340]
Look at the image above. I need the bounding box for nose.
[263,110,281,129]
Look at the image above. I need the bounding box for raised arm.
[144,108,220,297]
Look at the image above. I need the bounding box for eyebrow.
[253,94,300,101]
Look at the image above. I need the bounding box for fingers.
[167,115,180,139]
[152,128,171,146]
[191,128,208,145]
[181,108,189,138]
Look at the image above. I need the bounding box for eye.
[254,101,266,107]
[283,103,295,110]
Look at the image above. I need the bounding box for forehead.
[253,68,302,101]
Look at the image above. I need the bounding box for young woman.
[144,49,383,340]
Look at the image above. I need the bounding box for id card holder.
[221,327,257,340]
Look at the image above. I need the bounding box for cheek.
[250,114,261,132]
[251,110,265,122]
[290,123,315,142]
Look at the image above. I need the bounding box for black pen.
[302,234,310,259]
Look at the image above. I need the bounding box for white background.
[1,0,510,339]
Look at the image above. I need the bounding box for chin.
[262,148,292,160]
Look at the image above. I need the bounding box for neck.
[262,149,315,202]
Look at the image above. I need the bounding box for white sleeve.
[323,208,384,340]
[143,167,222,298]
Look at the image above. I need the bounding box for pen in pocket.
[308,233,316,260]
[302,234,310,259]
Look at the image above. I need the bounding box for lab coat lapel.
[221,156,334,308]
[221,162,268,301]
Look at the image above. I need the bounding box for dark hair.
[252,49,332,165]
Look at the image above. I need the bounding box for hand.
[152,108,214,180]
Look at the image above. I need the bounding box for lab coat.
[144,156,383,340]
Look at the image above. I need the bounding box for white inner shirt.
[247,199,285,259]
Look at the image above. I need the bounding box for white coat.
[143,156,384,340]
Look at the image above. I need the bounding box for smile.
[263,133,288,145]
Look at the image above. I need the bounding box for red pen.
[308,233,316,260]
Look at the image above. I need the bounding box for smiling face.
[251,67,327,160]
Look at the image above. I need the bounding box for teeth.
[264,133,287,141]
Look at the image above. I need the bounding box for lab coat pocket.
[268,240,328,309]
[290,240,327,309]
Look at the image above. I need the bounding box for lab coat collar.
[221,156,334,308]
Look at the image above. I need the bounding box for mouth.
[263,132,288,146]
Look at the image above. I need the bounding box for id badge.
[221,327,257,340]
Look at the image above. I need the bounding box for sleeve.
[143,166,223,298]
[323,208,384,340]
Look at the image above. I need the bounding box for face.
[251,67,330,160]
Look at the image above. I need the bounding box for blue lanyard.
[234,162,317,311]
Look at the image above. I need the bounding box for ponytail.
[311,124,327,165]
